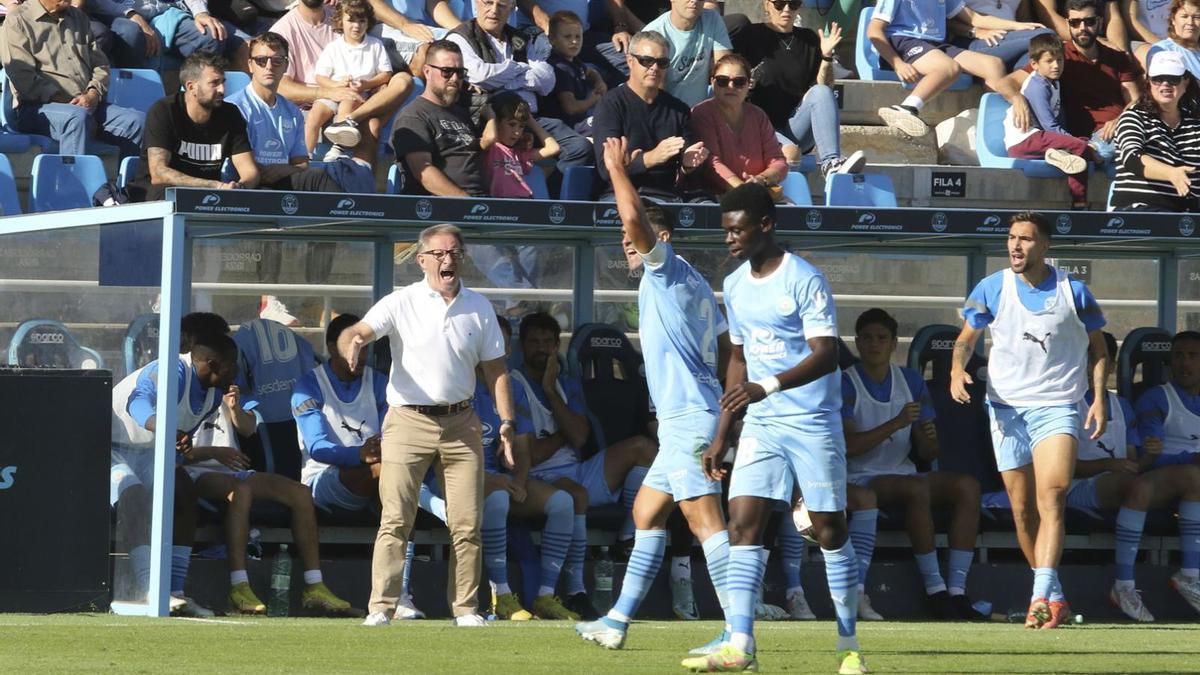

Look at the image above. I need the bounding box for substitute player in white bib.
[951,211,1108,630]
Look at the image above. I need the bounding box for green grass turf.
[2,615,1199,673]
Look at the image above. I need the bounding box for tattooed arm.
[950,321,984,404]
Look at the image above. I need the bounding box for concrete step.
[837,79,986,127]
[840,124,939,165]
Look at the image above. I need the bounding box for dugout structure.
[0,189,1195,616]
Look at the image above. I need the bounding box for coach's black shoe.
[608,537,635,563]
[565,592,600,621]
[927,590,960,621]
[951,593,989,621]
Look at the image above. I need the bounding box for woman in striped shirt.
[1112,50,1200,211]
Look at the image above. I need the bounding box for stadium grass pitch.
[3,615,1200,673]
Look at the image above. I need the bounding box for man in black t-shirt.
[391,40,486,197]
[128,51,259,203]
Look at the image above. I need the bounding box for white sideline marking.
[175,617,261,625]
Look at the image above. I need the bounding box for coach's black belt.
[402,400,472,416]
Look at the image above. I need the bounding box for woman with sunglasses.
[1141,0,1200,77]
[690,54,789,198]
[948,0,1055,71]
[728,0,867,177]
[1111,51,1200,211]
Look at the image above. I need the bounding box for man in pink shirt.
[271,0,415,160]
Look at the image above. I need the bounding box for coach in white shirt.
[339,223,516,626]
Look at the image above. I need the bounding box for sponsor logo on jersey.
[748,327,785,358]
[257,377,299,395]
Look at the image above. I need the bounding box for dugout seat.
[854,7,973,90]
[7,319,105,370]
[567,322,652,460]
[30,154,109,212]
[123,313,159,377]
[108,69,166,115]
[825,172,898,207]
[1118,327,1173,402]
[0,153,22,216]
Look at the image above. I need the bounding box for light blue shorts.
[728,418,848,513]
[848,467,920,487]
[111,447,152,506]
[308,467,369,513]
[530,450,620,506]
[643,410,721,501]
[1065,473,1105,511]
[987,402,1081,472]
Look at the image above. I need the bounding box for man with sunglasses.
[393,40,487,196]
[642,0,731,107]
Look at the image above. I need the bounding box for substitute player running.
[690,182,865,674]
[575,137,733,652]
[951,211,1108,629]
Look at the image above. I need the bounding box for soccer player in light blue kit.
[688,182,865,674]
[951,211,1108,630]
[575,137,733,652]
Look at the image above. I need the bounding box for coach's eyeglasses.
[419,248,467,261]
[770,0,803,10]
[427,64,469,80]
[630,53,670,70]
[713,75,749,89]
[1066,16,1100,27]
[250,55,289,67]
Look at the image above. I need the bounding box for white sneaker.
[362,611,391,626]
[755,599,789,621]
[259,296,299,327]
[322,144,346,162]
[671,576,700,620]
[1044,148,1087,174]
[1109,583,1154,622]
[878,104,929,137]
[454,613,489,627]
[168,595,188,613]
[171,594,215,618]
[786,590,816,620]
[858,593,885,620]
[1169,572,1200,616]
[393,593,425,620]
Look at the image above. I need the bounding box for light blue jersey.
[472,375,535,474]
[227,86,307,167]
[234,319,319,423]
[639,241,725,420]
[873,0,965,41]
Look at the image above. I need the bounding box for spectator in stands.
[592,30,711,201]
[1144,0,1200,76]
[1124,0,1171,51]
[843,308,985,621]
[392,40,486,196]
[641,0,730,107]
[447,0,593,175]
[481,94,560,197]
[1009,0,1140,167]
[948,0,1056,70]
[367,0,441,73]
[728,2,866,174]
[513,0,629,85]
[85,0,248,70]
[0,0,144,157]
[306,0,394,161]
[271,0,416,163]
[868,0,1045,137]
[690,54,789,199]
[229,33,367,193]
[125,51,255,202]
[539,10,607,136]
[1112,50,1200,210]
[1004,34,1099,209]
[338,223,517,628]
[1068,331,1200,621]
[1034,0,1128,50]
[513,311,658,621]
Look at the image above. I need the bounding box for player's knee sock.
[848,508,878,589]
[914,550,947,595]
[1115,507,1147,587]
[131,545,151,591]
[727,544,766,653]
[565,514,588,596]
[1032,567,1054,601]
[777,516,806,596]
[538,491,573,597]
[605,528,666,627]
[230,569,249,586]
[701,530,731,618]
[947,548,974,596]
[171,545,191,595]
[1048,570,1065,602]
[619,466,648,540]
[482,490,511,595]
[822,541,860,652]
[1179,501,1200,579]
[402,541,415,595]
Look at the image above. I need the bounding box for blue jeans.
[583,30,629,88]
[955,28,1055,71]
[16,101,144,156]
[781,84,842,164]
[1090,127,1117,164]
[536,115,594,172]
[104,13,241,68]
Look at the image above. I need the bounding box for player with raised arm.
[575,137,733,652]
[685,182,866,674]
[951,211,1108,629]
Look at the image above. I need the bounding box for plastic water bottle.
[593,546,614,614]
[267,544,292,617]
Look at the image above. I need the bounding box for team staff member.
[339,224,517,627]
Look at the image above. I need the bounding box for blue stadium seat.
[1118,327,1173,402]
[560,165,597,200]
[123,313,159,376]
[566,322,651,457]
[1106,181,1115,211]
[225,71,251,96]
[30,154,109,212]
[781,171,812,206]
[118,156,140,188]
[0,70,119,155]
[825,172,898,207]
[793,154,818,174]
[0,153,22,216]
[7,319,105,369]
[526,164,551,200]
[386,163,402,194]
[108,69,165,114]
[854,7,973,90]
[976,92,1092,178]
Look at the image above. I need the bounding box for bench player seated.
[513,311,658,620]
[1126,330,1200,617]
[842,308,984,621]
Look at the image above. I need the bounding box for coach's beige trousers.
[368,406,483,617]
